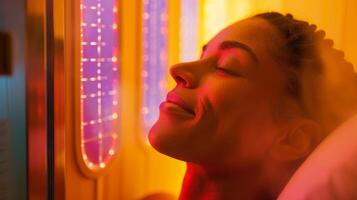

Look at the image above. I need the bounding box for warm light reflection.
[201,0,252,45]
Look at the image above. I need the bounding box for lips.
[164,92,195,115]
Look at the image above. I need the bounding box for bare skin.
[149,17,322,200]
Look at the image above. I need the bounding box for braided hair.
[254,12,357,133]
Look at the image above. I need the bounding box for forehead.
[203,18,283,59]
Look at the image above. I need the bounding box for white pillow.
[278,114,357,200]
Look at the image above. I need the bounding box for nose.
[169,62,199,88]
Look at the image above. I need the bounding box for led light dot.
[99,163,106,168]
[109,149,115,156]
[111,56,117,62]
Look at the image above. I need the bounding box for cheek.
[255,61,287,101]
[201,78,262,117]
[198,79,274,159]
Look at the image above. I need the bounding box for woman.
[148,12,357,200]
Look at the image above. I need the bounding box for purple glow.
[180,0,199,61]
[142,0,169,132]
[80,0,119,170]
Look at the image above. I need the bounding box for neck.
[179,162,288,200]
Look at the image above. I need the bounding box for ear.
[270,119,323,162]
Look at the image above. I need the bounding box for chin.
[148,125,192,163]
[147,121,165,152]
[148,118,216,163]
[148,119,186,159]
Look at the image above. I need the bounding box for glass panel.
[80,0,119,170]
[142,0,169,132]
[180,0,199,62]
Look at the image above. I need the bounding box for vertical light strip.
[180,0,199,62]
[80,0,120,170]
[142,0,168,132]
[201,0,226,44]
[200,0,253,46]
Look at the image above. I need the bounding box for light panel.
[180,0,199,62]
[80,0,120,170]
[142,0,169,132]
[201,0,252,45]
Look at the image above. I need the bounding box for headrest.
[278,114,357,199]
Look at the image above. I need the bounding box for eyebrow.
[201,40,259,63]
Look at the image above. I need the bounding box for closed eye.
[215,66,242,77]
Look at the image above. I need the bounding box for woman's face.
[149,18,289,168]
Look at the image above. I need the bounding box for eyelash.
[215,66,230,73]
[215,66,239,76]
